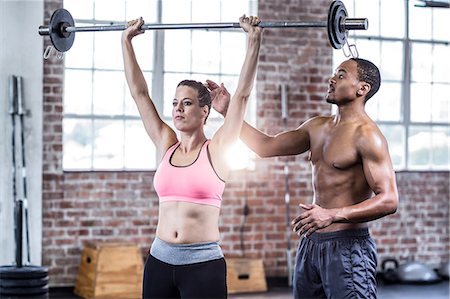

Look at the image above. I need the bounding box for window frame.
[62,0,257,171]
[338,0,450,171]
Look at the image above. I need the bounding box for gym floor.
[49,279,449,299]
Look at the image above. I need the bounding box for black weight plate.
[49,8,75,52]
[0,266,48,279]
[327,1,348,49]
[0,285,48,295]
[0,276,49,288]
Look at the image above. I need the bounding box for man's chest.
[309,127,361,170]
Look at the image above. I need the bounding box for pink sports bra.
[153,140,225,208]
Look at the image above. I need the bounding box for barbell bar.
[38,0,368,53]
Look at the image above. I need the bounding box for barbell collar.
[342,18,368,31]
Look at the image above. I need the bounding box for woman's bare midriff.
[156,201,221,244]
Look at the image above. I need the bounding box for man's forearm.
[239,121,272,158]
[333,193,398,223]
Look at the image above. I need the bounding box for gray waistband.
[150,237,224,265]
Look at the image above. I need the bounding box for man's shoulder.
[355,119,383,138]
[303,115,333,127]
[355,120,388,154]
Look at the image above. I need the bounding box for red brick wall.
[371,172,449,266]
[42,0,449,286]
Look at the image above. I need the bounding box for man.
[207,57,399,299]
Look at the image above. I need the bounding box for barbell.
[38,0,368,53]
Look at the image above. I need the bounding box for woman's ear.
[202,105,210,124]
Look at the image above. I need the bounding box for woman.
[122,14,262,299]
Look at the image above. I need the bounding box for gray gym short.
[293,228,377,299]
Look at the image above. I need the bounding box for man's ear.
[357,82,371,97]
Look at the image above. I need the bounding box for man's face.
[326,60,362,105]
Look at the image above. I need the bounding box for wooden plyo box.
[74,243,144,299]
[227,258,267,294]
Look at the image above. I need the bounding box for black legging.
[142,254,227,299]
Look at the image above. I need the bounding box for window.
[333,0,450,170]
[62,0,257,170]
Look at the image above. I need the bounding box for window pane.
[164,31,192,72]
[432,44,450,83]
[380,0,405,38]
[125,0,158,22]
[366,82,402,122]
[63,119,93,169]
[191,31,220,74]
[379,124,405,170]
[221,32,246,75]
[94,0,125,21]
[380,41,403,81]
[93,120,124,169]
[408,125,431,168]
[94,33,120,69]
[192,0,220,22]
[410,83,432,122]
[64,69,93,114]
[411,43,432,83]
[93,31,123,70]
[433,7,450,41]
[354,0,380,37]
[221,0,252,21]
[409,125,450,169]
[65,30,94,69]
[162,0,191,23]
[432,84,450,123]
[92,71,125,115]
[431,126,450,168]
[124,120,156,169]
[124,73,152,116]
[64,0,93,19]
[133,32,154,71]
[409,2,432,40]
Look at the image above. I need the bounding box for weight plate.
[0,285,48,295]
[0,276,49,288]
[327,1,348,49]
[48,8,75,52]
[0,266,48,279]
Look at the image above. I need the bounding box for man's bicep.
[360,133,396,194]
[270,128,310,156]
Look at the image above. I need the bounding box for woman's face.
[172,85,208,132]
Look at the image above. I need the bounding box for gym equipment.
[0,76,49,299]
[38,1,368,52]
[381,258,441,284]
[280,84,293,287]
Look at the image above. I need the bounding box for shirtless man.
[207,58,399,298]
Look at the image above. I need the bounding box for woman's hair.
[177,80,211,123]
[350,58,381,101]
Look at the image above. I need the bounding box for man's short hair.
[351,58,381,101]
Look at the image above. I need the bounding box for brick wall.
[371,172,449,267]
[42,0,449,286]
